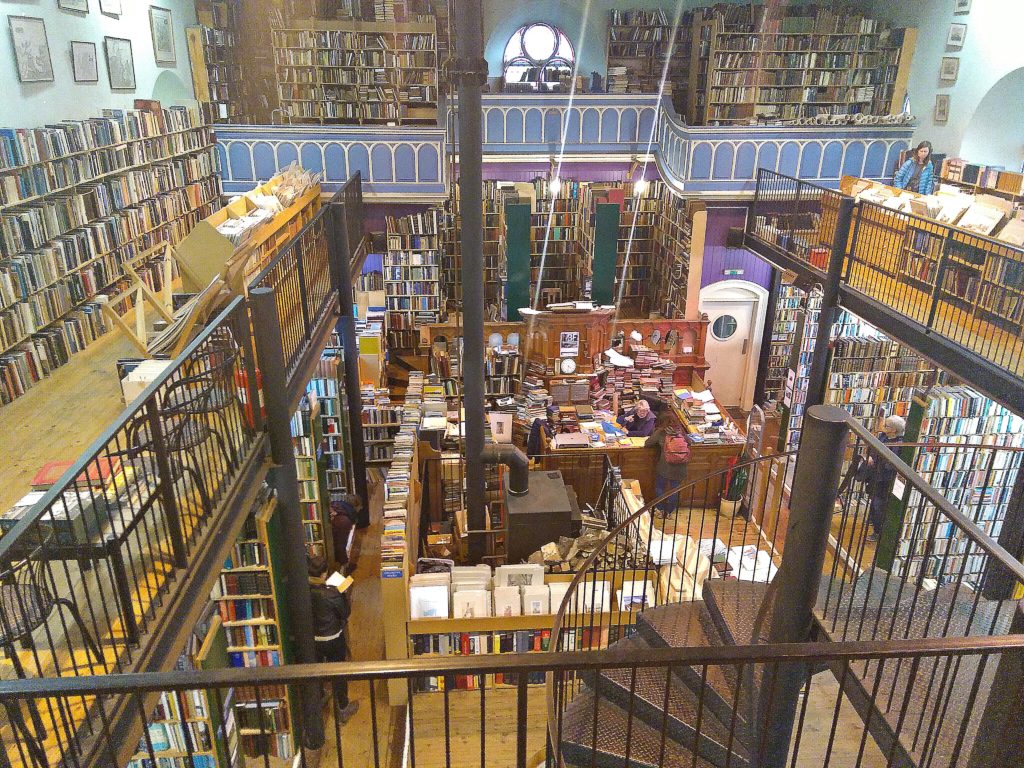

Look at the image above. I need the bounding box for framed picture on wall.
[9,16,54,83]
[71,41,98,83]
[58,0,90,12]
[148,6,176,65]
[934,94,951,124]
[947,23,967,48]
[939,57,960,83]
[954,0,972,13]
[104,36,136,90]
[99,0,121,16]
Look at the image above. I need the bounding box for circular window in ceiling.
[711,315,739,340]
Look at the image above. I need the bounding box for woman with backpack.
[645,411,691,518]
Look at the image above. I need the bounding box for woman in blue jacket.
[893,140,935,194]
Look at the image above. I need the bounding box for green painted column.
[591,203,620,306]
[505,202,531,321]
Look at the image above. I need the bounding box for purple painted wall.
[363,202,431,233]
[700,205,773,291]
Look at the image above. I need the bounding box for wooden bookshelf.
[0,106,220,407]
[292,392,333,559]
[309,349,353,501]
[212,494,296,765]
[362,387,401,467]
[605,8,690,115]
[684,5,915,125]
[385,208,443,348]
[188,0,250,124]
[484,346,521,400]
[270,18,438,125]
[652,195,706,320]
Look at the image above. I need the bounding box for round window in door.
[711,315,739,340]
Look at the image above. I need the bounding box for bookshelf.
[309,349,353,502]
[291,392,332,559]
[0,106,220,407]
[683,5,916,125]
[484,345,521,400]
[270,19,438,125]
[385,208,443,349]
[446,180,510,312]
[896,387,1024,586]
[652,194,706,320]
[187,0,250,124]
[605,9,689,114]
[129,612,238,768]
[362,386,402,467]
[212,493,296,765]
[530,178,582,305]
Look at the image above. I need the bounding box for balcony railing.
[748,168,1024,412]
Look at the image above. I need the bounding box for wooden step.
[584,636,752,768]
[559,687,722,768]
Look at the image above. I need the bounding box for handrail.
[0,296,249,563]
[2,634,1023,699]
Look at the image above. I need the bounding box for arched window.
[502,23,575,92]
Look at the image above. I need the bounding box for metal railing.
[547,409,1024,768]
[748,169,1024,396]
[0,298,264,768]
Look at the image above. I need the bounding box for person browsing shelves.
[893,141,935,195]
[622,398,656,437]
[308,555,359,724]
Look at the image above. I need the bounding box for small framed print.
[934,94,951,124]
[954,0,972,13]
[99,0,121,15]
[58,0,90,12]
[939,56,960,83]
[104,36,136,90]
[71,41,98,83]
[947,23,967,48]
[9,16,54,83]
[148,6,176,66]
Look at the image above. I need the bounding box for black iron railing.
[748,168,1024,395]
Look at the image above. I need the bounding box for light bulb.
[634,178,649,196]
[549,176,562,195]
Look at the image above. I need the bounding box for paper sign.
[892,477,906,500]
[559,331,580,357]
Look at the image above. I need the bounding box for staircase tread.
[638,601,722,649]
[703,580,770,645]
[595,637,751,764]
[560,687,722,768]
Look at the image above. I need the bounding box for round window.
[712,315,739,340]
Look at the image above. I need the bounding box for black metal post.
[760,404,850,767]
[106,536,139,645]
[804,197,854,409]
[248,287,324,749]
[328,201,370,526]
[454,0,487,563]
[752,267,781,408]
[983,464,1024,600]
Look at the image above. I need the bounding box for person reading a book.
[893,141,935,195]
[622,398,656,437]
[645,411,691,517]
[308,555,359,724]
[330,494,362,575]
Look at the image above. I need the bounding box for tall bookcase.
[652,194,706,320]
[895,387,1024,586]
[530,178,582,305]
[684,5,915,125]
[605,8,690,115]
[444,180,510,311]
[212,493,296,765]
[0,106,220,406]
[188,0,250,123]
[362,386,402,467]
[309,350,353,502]
[385,208,443,349]
[271,19,438,125]
[291,393,332,559]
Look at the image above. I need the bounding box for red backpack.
[663,431,691,464]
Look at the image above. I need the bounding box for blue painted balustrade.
[213,96,914,199]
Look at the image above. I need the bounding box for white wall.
[0,0,198,128]
[870,0,1024,160]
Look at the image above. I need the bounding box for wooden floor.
[0,329,136,513]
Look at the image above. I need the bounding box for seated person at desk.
[621,399,656,437]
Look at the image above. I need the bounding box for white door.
[702,298,755,408]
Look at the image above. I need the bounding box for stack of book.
[381,372,423,579]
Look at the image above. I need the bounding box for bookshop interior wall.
[0,0,199,126]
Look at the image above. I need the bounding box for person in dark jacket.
[308,555,359,723]
[622,398,656,437]
[645,411,690,517]
[330,494,361,574]
[893,141,935,195]
[862,415,906,542]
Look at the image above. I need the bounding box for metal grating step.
[584,636,752,768]
[703,580,770,646]
[635,603,746,734]
[559,686,721,768]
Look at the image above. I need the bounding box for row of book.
[381,372,422,578]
